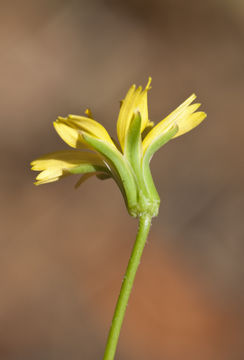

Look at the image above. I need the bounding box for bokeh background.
[1,0,244,359]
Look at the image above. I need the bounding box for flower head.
[31,78,206,217]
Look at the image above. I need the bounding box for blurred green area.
[0,0,243,359]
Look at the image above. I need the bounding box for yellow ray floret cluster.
[31,150,107,185]
[31,77,206,216]
[117,77,153,151]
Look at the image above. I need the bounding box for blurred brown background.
[1,0,244,359]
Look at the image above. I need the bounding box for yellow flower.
[31,78,206,217]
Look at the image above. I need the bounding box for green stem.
[103,214,152,360]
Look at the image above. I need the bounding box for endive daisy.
[31,77,206,217]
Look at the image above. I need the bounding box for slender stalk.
[103,214,152,360]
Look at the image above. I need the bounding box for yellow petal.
[31,150,103,171]
[138,77,152,131]
[53,119,87,149]
[142,94,206,153]
[117,77,152,151]
[34,167,64,185]
[173,111,207,138]
[35,168,63,181]
[31,150,106,185]
[67,115,115,146]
